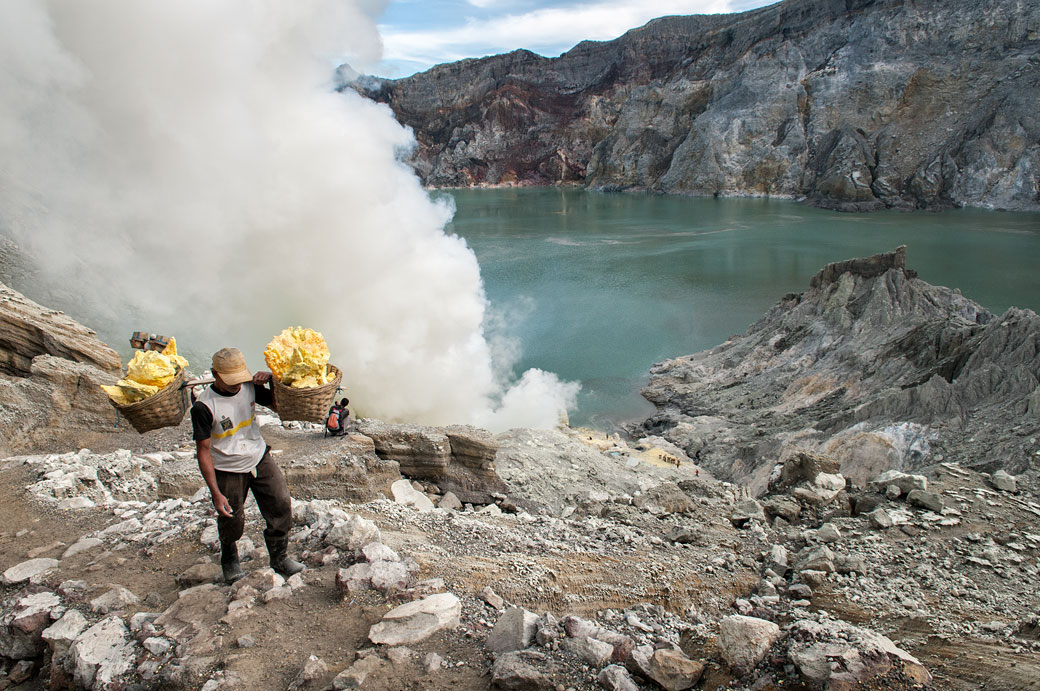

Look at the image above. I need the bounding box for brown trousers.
[214,448,293,546]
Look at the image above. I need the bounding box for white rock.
[561,636,614,666]
[142,636,173,656]
[2,558,59,585]
[326,514,381,551]
[368,593,461,646]
[67,616,135,689]
[990,470,1017,493]
[63,537,104,559]
[870,470,927,494]
[361,542,400,563]
[391,479,435,511]
[91,586,140,614]
[58,496,96,510]
[42,609,88,654]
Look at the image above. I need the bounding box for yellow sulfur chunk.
[101,380,160,406]
[264,327,330,388]
[161,337,190,371]
[126,350,179,388]
[100,336,191,405]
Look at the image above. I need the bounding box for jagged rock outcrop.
[0,281,120,377]
[359,0,1040,211]
[632,247,1040,490]
[0,282,126,456]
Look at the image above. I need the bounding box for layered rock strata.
[359,0,1040,211]
[356,419,508,503]
[0,282,125,456]
[633,247,1040,490]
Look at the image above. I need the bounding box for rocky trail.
[1,417,1039,690]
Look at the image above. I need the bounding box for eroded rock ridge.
[633,246,1040,490]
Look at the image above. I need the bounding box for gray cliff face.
[362,0,1040,211]
[630,247,1040,490]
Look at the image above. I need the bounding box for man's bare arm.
[196,438,233,517]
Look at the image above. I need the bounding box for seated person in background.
[325,397,352,436]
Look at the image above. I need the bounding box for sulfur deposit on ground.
[1,258,1039,691]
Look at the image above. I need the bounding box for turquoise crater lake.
[442,188,1040,430]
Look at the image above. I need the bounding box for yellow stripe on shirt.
[211,416,255,440]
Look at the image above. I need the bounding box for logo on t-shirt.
[219,415,233,432]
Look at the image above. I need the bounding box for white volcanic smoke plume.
[0,0,578,430]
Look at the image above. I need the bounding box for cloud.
[379,0,741,71]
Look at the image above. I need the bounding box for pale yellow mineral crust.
[101,337,188,405]
[264,327,330,388]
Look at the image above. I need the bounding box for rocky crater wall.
[632,246,1040,491]
[359,0,1040,211]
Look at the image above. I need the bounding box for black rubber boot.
[266,537,304,577]
[221,542,245,584]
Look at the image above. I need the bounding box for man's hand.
[212,491,233,518]
[253,371,272,385]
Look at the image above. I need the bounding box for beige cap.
[211,347,252,385]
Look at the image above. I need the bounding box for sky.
[373,0,780,77]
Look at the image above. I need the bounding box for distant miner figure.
[191,347,304,584]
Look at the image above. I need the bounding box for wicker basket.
[111,368,190,433]
[271,364,342,423]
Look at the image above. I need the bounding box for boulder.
[598,664,640,691]
[332,655,387,690]
[730,499,766,528]
[867,507,894,530]
[65,616,135,690]
[869,471,927,495]
[481,586,505,610]
[817,523,841,543]
[534,613,560,647]
[326,514,381,551]
[633,482,696,515]
[390,479,436,511]
[765,545,790,576]
[0,591,65,659]
[491,651,557,690]
[792,473,846,506]
[2,558,59,586]
[560,636,614,666]
[796,546,836,573]
[762,496,801,523]
[906,489,944,513]
[990,470,1017,492]
[439,491,463,511]
[718,615,781,671]
[154,584,227,657]
[368,592,461,646]
[486,607,539,654]
[42,609,89,659]
[90,586,140,614]
[787,618,931,687]
[646,648,706,691]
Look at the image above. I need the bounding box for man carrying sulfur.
[191,347,304,584]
